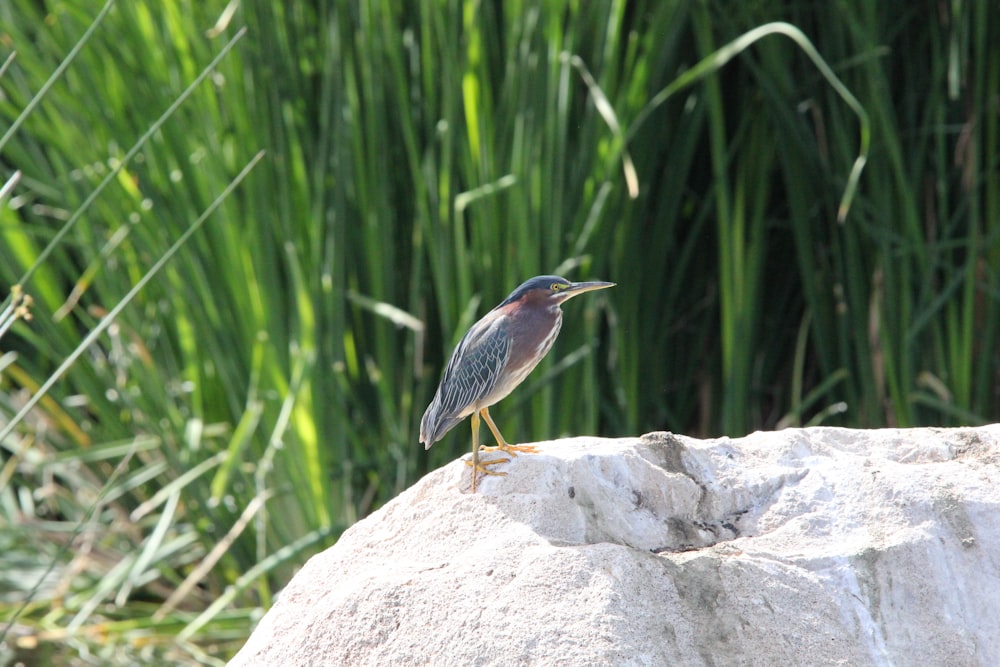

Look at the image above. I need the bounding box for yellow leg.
[465,409,508,492]
[478,406,538,455]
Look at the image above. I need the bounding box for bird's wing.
[438,312,512,417]
[421,312,512,444]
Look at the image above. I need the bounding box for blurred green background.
[0,0,996,663]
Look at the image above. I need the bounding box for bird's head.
[499,275,616,310]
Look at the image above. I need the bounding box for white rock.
[229,427,1000,666]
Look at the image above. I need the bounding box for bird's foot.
[464,457,510,471]
[480,442,539,456]
[464,456,508,492]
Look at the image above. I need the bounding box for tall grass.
[0,0,996,662]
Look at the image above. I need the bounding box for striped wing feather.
[420,313,511,445]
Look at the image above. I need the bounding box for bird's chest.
[503,308,563,380]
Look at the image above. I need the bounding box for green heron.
[420,275,615,491]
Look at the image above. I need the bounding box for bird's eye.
[550,283,564,292]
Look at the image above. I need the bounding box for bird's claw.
[464,457,510,471]
[479,443,539,456]
[465,456,509,492]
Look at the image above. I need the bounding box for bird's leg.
[478,406,539,455]
[464,409,508,492]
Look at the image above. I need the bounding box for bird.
[420,275,615,491]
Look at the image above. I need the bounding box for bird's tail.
[419,402,461,449]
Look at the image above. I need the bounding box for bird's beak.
[557,280,616,302]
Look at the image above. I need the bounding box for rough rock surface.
[229,427,1000,666]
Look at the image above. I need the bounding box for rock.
[228,427,1000,666]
